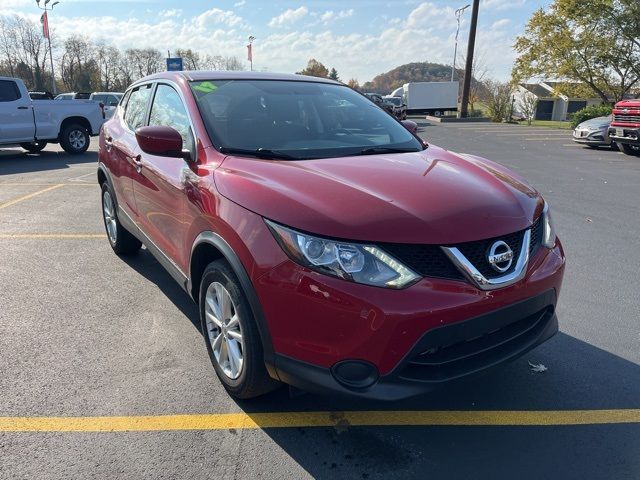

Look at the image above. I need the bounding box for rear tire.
[20,141,47,153]
[101,183,141,255]
[60,123,90,154]
[617,142,638,156]
[199,260,279,399]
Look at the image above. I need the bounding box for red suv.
[98,72,565,400]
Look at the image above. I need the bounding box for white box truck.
[393,82,459,115]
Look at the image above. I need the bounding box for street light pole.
[459,0,479,118]
[451,4,470,82]
[247,35,255,72]
[36,0,59,95]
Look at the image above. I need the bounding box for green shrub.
[571,104,613,128]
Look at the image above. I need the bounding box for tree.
[460,50,488,112]
[512,0,640,102]
[518,91,538,125]
[59,35,99,91]
[482,80,513,123]
[347,78,360,90]
[328,67,340,81]
[297,58,329,78]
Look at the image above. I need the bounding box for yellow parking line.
[0,409,638,432]
[0,184,64,210]
[0,234,104,239]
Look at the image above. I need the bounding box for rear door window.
[123,84,153,131]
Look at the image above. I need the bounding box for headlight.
[266,220,420,289]
[542,202,556,248]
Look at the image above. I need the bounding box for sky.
[2,0,553,83]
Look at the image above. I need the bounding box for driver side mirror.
[135,126,191,161]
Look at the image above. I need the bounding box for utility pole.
[459,0,479,118]
[36,0,60,95]
[451,4,470,82]
[247,36,255,72]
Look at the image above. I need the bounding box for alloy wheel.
[102,190,117,244]
[205,282,244,380]
[68,129,86,150]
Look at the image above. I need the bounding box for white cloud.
[481,0,526,11]
[407,2,454,29]
[159,9,182,18]
[491,18,510,29]
[268,6,308,27]
[320,9,354,24]
[234,0,246,6]
[194,8,244,29]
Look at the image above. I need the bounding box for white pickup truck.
[0,76,104,154]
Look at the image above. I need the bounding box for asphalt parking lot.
[1,124,639,479]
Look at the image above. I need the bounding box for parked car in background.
[383,96,407,120]
[0,77,104,154]
[572,115,615,149]
[29,91,54,100]
[98,71,564,401]
[608,100,640,155]
[90,92,123,120]
[363,92,395,116]
[54,92,91,100]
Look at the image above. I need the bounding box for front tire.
[60,123,90,154]
[101,183,141,255]
[20,141,47,153]
[617,142,638,156]
[199,260,279,399]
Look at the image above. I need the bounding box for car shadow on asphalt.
[118,247,201,333]
[0,149,97,175]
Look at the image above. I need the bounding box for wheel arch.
[189,232,277,378]
[59,116,92,138]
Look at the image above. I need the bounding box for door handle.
[17,106,29,110]
[130,154,142,173]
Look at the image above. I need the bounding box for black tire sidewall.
[100,182,141,254]
[20,141,47,153]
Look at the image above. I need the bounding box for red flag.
[247,43,252,62]
[40,12,49,39]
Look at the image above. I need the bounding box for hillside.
[362,62,467,94]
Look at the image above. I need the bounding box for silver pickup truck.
[0,76,104,154]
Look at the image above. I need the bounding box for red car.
[608,99,640,155]
[98,72,565,400]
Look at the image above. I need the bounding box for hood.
[578,116,612,129]
[214,145,543,245]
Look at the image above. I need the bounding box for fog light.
[331,360,379,389]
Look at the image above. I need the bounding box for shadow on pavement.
[0,148,97,176]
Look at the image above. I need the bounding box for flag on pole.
[247,43,252,62]
[40,12,50,39]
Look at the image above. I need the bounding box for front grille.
[399,306,554,383]
[614,113,640,123]
[382,217,542,282]
[381,244,465,280]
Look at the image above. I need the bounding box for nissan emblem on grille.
[487,241,514,273]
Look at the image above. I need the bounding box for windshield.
[385,97,402,106]
[190,79,422,160]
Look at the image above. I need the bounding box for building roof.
[520,83,553,98]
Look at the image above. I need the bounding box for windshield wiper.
[358,147,420,155]
[219,147,299,160]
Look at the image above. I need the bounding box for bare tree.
[482,79,514,122]
[518,91,538,125]
[460,49,489,112]
[59,35,98,91]
[96,43,121,91]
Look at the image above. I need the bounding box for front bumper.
[274,289,558,400]
[572,129,611,146]
[608,126,640,146]
[256,239,565,399]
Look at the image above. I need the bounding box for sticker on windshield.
[193,81,218,94]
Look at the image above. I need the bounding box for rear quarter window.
[123,84,153,131]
